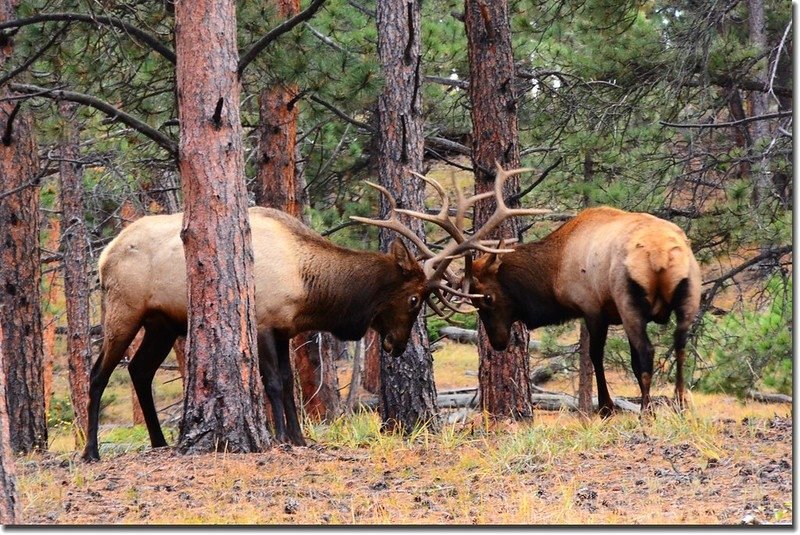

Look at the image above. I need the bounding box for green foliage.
[695,276,792,397]
[426,313,476,341]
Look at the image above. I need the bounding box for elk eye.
[409,295,420,308]
[484,295,494,306]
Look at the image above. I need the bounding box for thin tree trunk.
[748,0,771,208]
[175,0,268,454]
[292,333,342,421]
[465,0,533,419]
[346,339,365,413]
[41,218,61,418]
[58,101,92,442]
[577,154,593,416]
[0,39,47,452]
[376,0,438,434]
[0,324,20,523]
[362,330,381,394]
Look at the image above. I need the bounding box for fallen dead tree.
[439,326,542,350]
[358,387,641,414]
[747,391,791,404]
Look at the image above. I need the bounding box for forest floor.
[15,342,793,525]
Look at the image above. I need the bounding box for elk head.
[352,162,549,354]
[370,237,427,356]
[466,249,517,351]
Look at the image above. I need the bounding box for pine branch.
[660,111,792,130]
[9,83,177,155]
[0,24,69,88]
[237,0,327,76]
[0,12,175,63]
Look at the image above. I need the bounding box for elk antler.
[351,163,551,316]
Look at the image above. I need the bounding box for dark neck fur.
[499,239,579,329]
[296,245,398,340]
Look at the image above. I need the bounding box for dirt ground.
[15,408,792,525]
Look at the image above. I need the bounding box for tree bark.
[748,0,771,208]
[346,339,365,413]
[58,101,92,441]
[361,329,381,394]
[0,324,20,523]
[292,333,343,421]
[0,15,47,451]
[41,218,60,418]
[175,0,268,454]
[465,0,533,419]
[375,0,438,434]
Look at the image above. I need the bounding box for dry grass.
[22,341,791,526]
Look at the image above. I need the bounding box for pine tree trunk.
[292,333,342,421]
[361,330,381,394]
[0,325,20,524]
[58,101,92,441]
[376,0,438,433]
[175,0,268,454]
[42,219,61,418]
[748,0,771,208]
[465,0,533,419]
[0,24,47,451]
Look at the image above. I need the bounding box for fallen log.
[439,326,542,351]
[357,388,641,414]
[747,391,791,404]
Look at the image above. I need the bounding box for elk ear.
[390,238,417,273]
[482,252,501,274]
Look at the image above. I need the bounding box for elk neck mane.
[499,220,581,329]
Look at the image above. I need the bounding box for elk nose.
[382,334,395,354]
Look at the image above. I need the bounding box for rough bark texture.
[0,325,20,523]
[345,339,365,412]
[42,218,60,417]
[376,0,438,433]
[747,0,771,208]
[58,101,92,440]
[175,0,268,454]
[0,7,47,451]
[361,329,381,394]
[292,333,343,421]
[465,0,533,419]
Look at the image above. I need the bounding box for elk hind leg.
[82,314,142,462]
[128,318,179,449]
[671,278,693,411]
[586,318,613,417]
[276,335,306,446]
[257,330,290,444]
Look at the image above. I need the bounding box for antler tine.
[350,181,437,260]
[433,288,478,315]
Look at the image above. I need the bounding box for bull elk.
[462,169,701,415]
[83,170,542,461]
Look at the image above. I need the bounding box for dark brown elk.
[83,206,437,461]
[82,171,540,462]
[462,172,701,415]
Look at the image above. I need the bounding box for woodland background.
[0,0,793,525]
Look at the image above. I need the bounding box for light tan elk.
[83,172,543,461]
[461,175,701,415]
